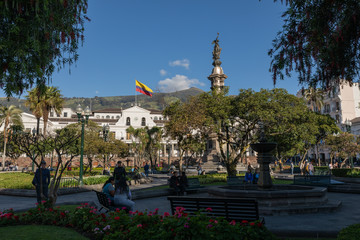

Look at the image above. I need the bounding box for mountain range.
[0,87,205,113]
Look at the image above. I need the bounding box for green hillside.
[0,87,204,113]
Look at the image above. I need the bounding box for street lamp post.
[76,104,91,186]
[32,127,36,172]
[102,124,110,174]
[344,119,353,168]
[167,140,171,168]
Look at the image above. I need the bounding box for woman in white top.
[114,177,135,211]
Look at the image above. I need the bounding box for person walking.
[144,162,150,177]
[32,160,50,204]
[290,161,294,175]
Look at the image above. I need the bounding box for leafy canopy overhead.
[0,0,89,96]
[270,0,360,89]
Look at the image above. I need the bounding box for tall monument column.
[201,33,227,171]
[208,33,228,92]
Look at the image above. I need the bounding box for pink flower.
[184,222,189,228]
[122,207,127,210]
[241,220,248,224]
[114,216,120,220]
[137,224,143,228]
[207,224,213,229]
[205,207,213,212]
[229,220,236,226]
[163,212,170,217]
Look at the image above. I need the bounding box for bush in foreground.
[0,202,277,240]
[337,224,360,240]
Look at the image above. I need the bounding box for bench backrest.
[227,176,243,185]
[188,178,201,187]
[95,190,111,208]
[168,196,259,222]
[293,175,331,186]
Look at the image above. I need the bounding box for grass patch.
[0,225,88,240]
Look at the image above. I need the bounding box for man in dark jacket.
[32,160,50,204]
[113,161,126,190]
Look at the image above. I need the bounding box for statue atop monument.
[212,33,222,67]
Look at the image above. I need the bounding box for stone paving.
[0,174,359,238]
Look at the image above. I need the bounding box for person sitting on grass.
[244,169,253,184]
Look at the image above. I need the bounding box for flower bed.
[0,202,277,240]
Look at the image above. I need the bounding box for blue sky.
[31,1,301,98]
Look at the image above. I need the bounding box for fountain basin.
[208,185,341,215]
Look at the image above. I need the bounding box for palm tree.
[25,86,64,136]
[0,105,23,170]
[303,87,324,112]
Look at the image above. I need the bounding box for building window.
[126,132,131,140]
[96,115,100,119]
[336,115,340,123]
[154,116,158,120]
[64,112,68,117]
[106,115,110,119]
[111,116,114,119]
[116,115,120,119]
[159,117,162,120]
[56,114,60,117]
[141,117,146,126]
[126,117,131,126]
[50,112,54,117]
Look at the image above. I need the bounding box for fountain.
[208,130,341,215]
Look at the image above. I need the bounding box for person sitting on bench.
[114,177,135,211]
[102,177,116,205]
[244,169,253,184]
[179,171,188,195]
[169,171,182,196]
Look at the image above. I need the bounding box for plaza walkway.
[0,175,359,238]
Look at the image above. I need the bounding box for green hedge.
[331,168,360,178]
[337,224,360,240]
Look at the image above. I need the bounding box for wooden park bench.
[93,190,130,213]
[168,196,264,223]
[185,178,205,193]
[227,176,244,186]
[293,175,331,186]
[93,190,115,213]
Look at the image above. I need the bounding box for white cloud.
[95,90,99,94]
[169,59,190,69]
[160,69,167,76]
[158,75,205,93]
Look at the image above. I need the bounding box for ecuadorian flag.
[136,80,153,97]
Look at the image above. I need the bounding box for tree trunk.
[36,117,40,136]
[2,123,8,171]
[43,108,49,136]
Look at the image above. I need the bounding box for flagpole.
[135,79,137,106]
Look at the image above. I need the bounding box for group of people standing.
[244,163,259,184]
[102,161,135,211]
[299,160,315,175]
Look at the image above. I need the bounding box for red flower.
[205,207,212,212]
[257,222,263,227]
[250,222,255,226]
[229,220,236,226]
[241,220,248,224]
[114,216,120,220]
[138,212,144,216]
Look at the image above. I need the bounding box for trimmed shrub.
[331,168,360,178]
[337,224,360,240]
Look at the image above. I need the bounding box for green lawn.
[0,225,88,240]
[0,172,34,189]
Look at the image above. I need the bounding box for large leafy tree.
[325,132,359,167]
[144,126,163,169]
[25,86,64,136]
[269,0,360,89]
[126,126,147,167]
[163,97,211,172]
[0,0,89,96]
[0,105,23,170]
